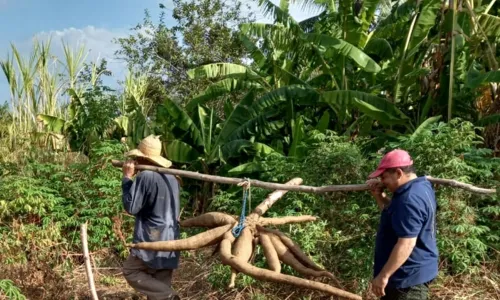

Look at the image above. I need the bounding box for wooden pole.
[111,160,497,195]
[81,222,99,300]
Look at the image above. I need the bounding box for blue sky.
[0,0,319,104]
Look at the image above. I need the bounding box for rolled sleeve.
[392,195,424,238]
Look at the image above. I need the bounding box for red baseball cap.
[369,149,414,178]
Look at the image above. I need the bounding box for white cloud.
[34,26,129,83]
[0,26,129,103]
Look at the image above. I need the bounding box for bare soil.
[1,249,499,300]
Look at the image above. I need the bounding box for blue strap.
[232,179,250,237]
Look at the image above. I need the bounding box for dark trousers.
[122,253,179,300]
[382,282,430,300]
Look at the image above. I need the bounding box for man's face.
[380,169,403,193]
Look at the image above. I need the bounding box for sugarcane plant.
[129,178,362,300]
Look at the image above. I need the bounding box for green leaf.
[316,110,330,132]
[165,140,201,163]
[478,114,500,126]
[187,63,261,80]
[215,89,256,144]
[192,105,217,154]
[321,90,410,123]
[220,139,254,160]
[407,0,441,52]
[228,162,267,175]
[411,115,442,139]
[373,0,417,39]
[36,114,66,134]
[157,98,204,148]
[363,38,394,61]
[254,85,320,111]
[238,33,267,68]
[186,78,263,111]
[258,0,297,27]
[304,33,381,73]
[289,116,305,157]
[253,142,280,157]
[224,99,234,119]
[352,98,408,126]
[478,14,500,37]
[466,70,500,89]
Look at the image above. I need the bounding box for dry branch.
[111,160,497,195]
[81,223,99,300]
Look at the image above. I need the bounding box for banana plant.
[114,72,154,147]
[156,89,282,212]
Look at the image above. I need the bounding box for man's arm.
[371,237,416,297]
[122,161,149,215]
[374,192,391,210]
[379,237,416,278]
[371,195,423,297]
[122,176,148,215]
[366,179,391,210]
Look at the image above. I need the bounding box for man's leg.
[153,269,179,299]
[122,253,178,300]
[382,283,430,300]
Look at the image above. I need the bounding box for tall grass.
[0,38,106,150]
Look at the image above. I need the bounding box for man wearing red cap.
[366,149,438,299]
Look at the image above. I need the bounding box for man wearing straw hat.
[121,135,181,300]
[366,149,438,300]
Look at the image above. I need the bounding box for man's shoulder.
[138,170,156,179]
[138,171,174,180]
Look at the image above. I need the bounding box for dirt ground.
[1,249,499,300]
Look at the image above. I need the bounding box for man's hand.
[366,179,383,196]
[366,179,390,210]
[122,160,136,179]
[371,273,389,297]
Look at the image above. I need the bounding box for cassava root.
[269,233,335,280]
[127,176,360,299]
[180,212,237,228]
[259,226,324,272]
[259,233,281,273]
[229,227,254,287]
[219,237,362,300]
[259,215,317,226]
[130,224,233,251]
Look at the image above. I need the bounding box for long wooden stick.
[111,160,497,195]
[81,222,99,300]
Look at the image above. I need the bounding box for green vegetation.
[1,0,500,299]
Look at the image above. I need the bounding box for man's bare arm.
[378,237,416,279]
[374,192,391,210]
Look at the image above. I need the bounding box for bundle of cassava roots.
[129,178,362,300]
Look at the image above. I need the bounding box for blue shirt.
[374,176,439,288]
[122,170,181,270]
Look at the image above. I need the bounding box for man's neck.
[399,174,418,187]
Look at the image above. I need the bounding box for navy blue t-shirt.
[374,176,439,288]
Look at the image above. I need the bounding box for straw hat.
[125,135,172,168]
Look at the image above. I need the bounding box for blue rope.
[232,179,250,238]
